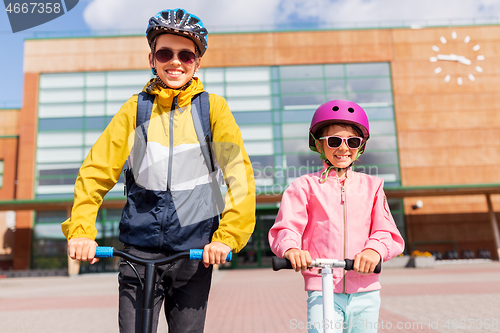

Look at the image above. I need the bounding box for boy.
[62,8,256,333]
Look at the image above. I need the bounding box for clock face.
[429,31,485,85]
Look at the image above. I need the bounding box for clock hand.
[436,54,459,61]
[436,54,471,65]
[457,56,471,65]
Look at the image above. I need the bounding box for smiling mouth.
[166,69,184,76]
[334,155,351,160]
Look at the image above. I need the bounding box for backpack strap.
[192,92,214,171]
[125,92,155,195]
[136,92,155,139]
[192,92,225,214]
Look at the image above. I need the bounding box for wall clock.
[429,31,485,85]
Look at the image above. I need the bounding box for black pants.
[118,245,213,333]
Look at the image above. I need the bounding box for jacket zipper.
[341,180,347,294]
[159,95,177,249]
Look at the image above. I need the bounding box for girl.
[269,100,404,333]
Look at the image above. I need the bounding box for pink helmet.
[309,100,370,155]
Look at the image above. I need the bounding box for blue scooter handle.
[94,246,233,262]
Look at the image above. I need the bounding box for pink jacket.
[269,165,405,293]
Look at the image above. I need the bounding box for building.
[1,23,500,271]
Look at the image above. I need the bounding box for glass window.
[283,139,312,154]
[85,131,103,146]
[107,71,151,86]
[37,132,83,148]
[226,67,270,82]
[38,167,79,177]
[203,68,224,83]
[227,97,272,112]
[347,78,392,91]
[36,63,399,199]
[326,79,346,92]
[244,142,273,156]
[233,112,273,124]
[324,64,344,78]
[40,73,84,89]
[226,83,271,97]
[281,94,324,109]
[85,72,106,87]
[203,83,224,96]
[365,107,395,120]
[107,87,139,102]
[345,63,390,77]
[85,116,106,130]
[36,148,83,163]
[326,92,349,101]
[356,151,399,165]
[369,120,396,135]
[347,92,393,105]
[85,103,106,117]
[38,103,84,118]
[39,89,84,104]
[282,123,309,138]
[285,154,323,171]
[106,102,124,116]
[280,65,323,79]
[85,88,106,102]
[366,135,398,150]
[281,110,315,122]
[38,118,83,131]
[240,125,273,141]
[280,80,325,94]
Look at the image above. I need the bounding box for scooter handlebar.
[189,249,233,262]
[272,257,381,274]
[94,246,232,262]
[95,246,114,258]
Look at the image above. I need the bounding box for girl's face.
[317,124,361,174]
[149,33,202,89]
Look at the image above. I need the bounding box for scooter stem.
[321,265,335,333]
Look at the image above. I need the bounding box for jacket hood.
[142,77,205,107]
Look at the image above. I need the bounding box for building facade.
[1,24,500,271]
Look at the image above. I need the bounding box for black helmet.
[146,8,208,56]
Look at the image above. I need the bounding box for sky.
[1,0,500,109]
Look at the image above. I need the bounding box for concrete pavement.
[0,261,499,333]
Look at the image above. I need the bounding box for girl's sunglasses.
[320,135,363,149]
[155,48,196,64]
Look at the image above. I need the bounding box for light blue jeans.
[307,290,380,333]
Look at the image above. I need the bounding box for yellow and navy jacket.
[61,78,256,252]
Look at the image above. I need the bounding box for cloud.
[83,0,500,33]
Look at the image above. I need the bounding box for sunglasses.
[154,48,196,64]
[319,135,363,149]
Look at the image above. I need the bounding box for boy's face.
[149,33,202,89]
[317,124,360,170]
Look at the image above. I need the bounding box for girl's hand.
[353,249,381,274]
[284,249,312,272]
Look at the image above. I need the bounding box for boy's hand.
[353,249,380,274]
[67,237,99,265]
[203,241,231,268]
[284,249,312,272]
